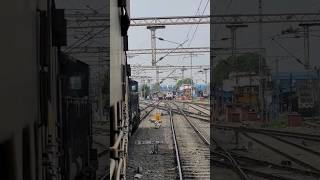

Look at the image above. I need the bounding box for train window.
[117,102,122,126]
[131,85,136,91]
[110,105,116,145]
[69,76,82,90]
[0,138,15,179]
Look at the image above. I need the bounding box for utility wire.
[177,0,205,62]
[271,38,305,66]
[65,27,108,53]
[64,29,95,52]
[187,0,209,48]
[184,0,204,40]
[156,40,188,63]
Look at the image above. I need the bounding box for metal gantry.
[65,13,320,28]
[66,46,266,56]
[128,47,210,55]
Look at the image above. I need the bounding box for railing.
[109,103,128,180]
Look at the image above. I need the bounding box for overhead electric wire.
[177,0,205,62]
[187,0,209,48]
[65,27,108,53]
[64,29,95,52]
[271,38,305,66]
[184,0,204,40]
[156,40,188,63]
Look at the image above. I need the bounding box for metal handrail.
[115,158,124,180]
[109,159,116,179]
[110,131,124,151]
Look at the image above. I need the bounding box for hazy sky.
[128,0,210,85]
[212,0,320,74]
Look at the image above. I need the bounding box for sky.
[212,0,320,75]
[128,0,210,85]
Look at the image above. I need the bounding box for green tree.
[151,83,160,93]
[141,84,150,98]
[212,53,263,85]
[176,78,193,90]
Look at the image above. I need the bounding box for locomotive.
[0,0,135,179]
[0,0,99,179]
[109,0,133,179]
[128,79,141,134]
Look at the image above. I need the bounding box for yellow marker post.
[155,112,161,122]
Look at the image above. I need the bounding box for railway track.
[167,102,210,179]
[139,102,159,121]
[214,124,320,142]
[175,101,210,116]
[170,102,264,179]
[139,100,157,112]
[152,102,210,122]
[213,123,320,179]
[145,101,320,179]
[242,132,320,173]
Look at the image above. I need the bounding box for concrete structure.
[223,72,261,106]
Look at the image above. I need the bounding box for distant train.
[166,91,174,100]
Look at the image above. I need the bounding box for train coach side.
[109,0,131,179]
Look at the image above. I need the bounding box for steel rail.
[242,132,320,172]
[212,151,317,180]
[171,102,209,145]
[180,101,211,110]
[139,103,159,122]
[171,102,250,179]
[152,102,207,116]
[167,104,184,180]
[211,137,251,180]
[266,134,320,156]
[214,124,320,142]
[153,103,210,122]
[212,159,297,180]
[185,103,210,116]
[139,101,157,112]
[231,153,320,178]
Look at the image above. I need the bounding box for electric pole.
[226,24,248,103]
[181,66,187,80]
[258,0,265,122]
[147,25,165,91]
[298,23,320,70]
[189,53,198,100]
[203,68,209,84]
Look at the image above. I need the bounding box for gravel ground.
[213,128,320,180]
[246,132,320,171]
[173,113,210,179]
[127,109,176,180]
